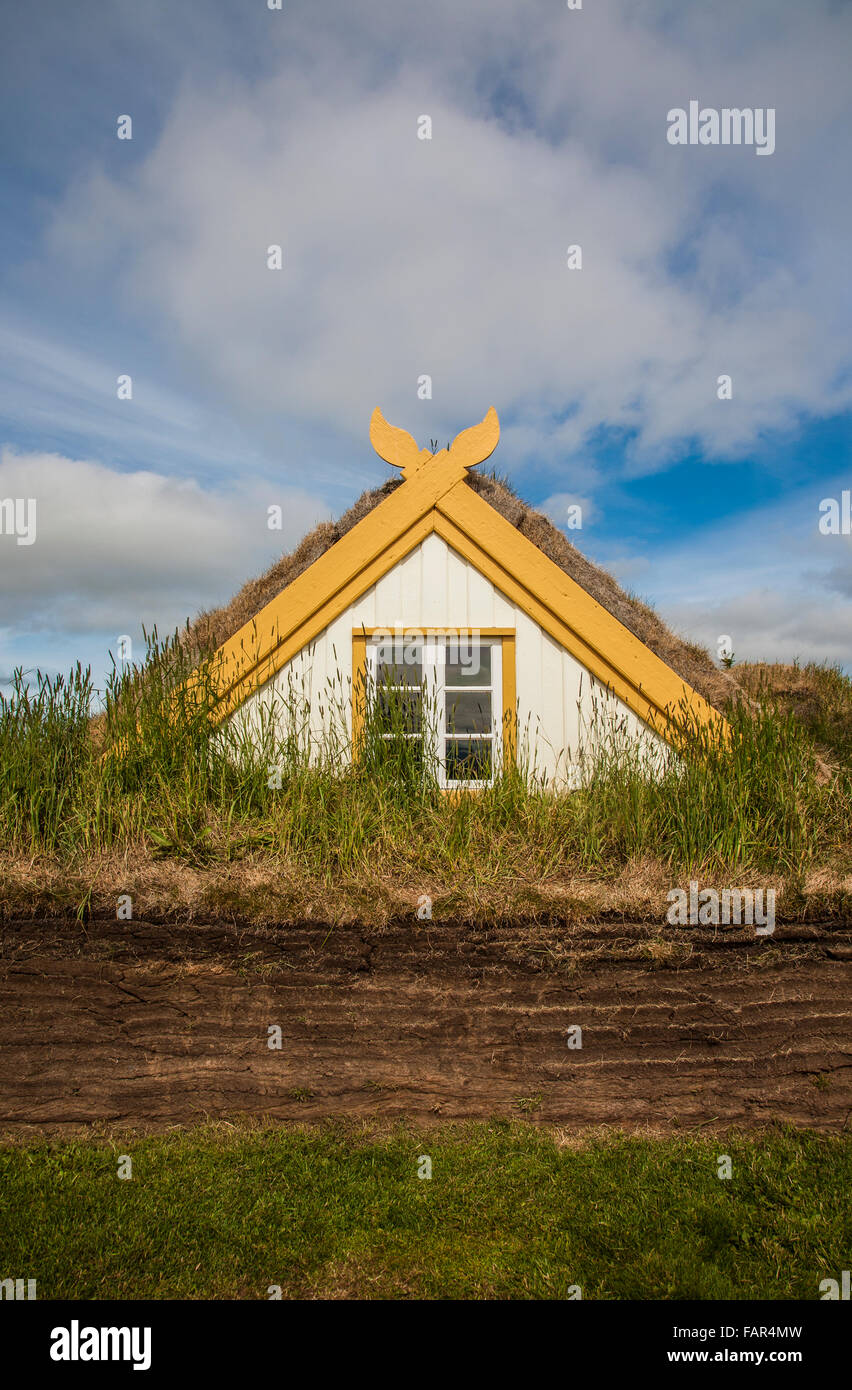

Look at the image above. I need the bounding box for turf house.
[195,409,729,789]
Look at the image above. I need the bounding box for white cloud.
[40,0,852,477]
[0,448,330,636]
[640,485,852,670]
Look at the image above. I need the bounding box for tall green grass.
[0,663,93,849]
[0,631,849,880]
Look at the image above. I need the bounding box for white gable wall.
[229,532,667,786]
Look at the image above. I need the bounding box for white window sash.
[365,636,502,788]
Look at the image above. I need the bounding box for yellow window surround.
[352,627,517,776]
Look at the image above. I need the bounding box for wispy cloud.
[1,0,850,680]
[34,1,852,475]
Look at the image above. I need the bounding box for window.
[364,633,504,788]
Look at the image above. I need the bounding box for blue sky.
[1,0,851,690]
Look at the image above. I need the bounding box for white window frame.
[365,634,502,789]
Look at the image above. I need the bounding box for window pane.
[375,639,422,686]
[445,690,492,735]
[445,641,491,686]
[377,687,421,733]
[445,738,492,782]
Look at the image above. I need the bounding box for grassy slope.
[0,1123,849,1300]
[0,648,850,925]
[736,661,852,766]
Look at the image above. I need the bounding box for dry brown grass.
[736,661,852,758]
[1,846,848,928]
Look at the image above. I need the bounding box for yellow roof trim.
[210,512,435,720]
[206,408,726,743]
[435,483,723,735]
[431,511,714,738]
[209,456,466,716]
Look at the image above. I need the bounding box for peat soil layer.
[0,917,850,1136]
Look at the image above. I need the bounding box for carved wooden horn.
[448,408,500,469]
[369,408,424,472]
[369,406,500,476]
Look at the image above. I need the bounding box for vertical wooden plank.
[539,630,564,779]
[502,633,517,772]
[348,582,376,632]
[563,647,582,764]
[492,585,514,628]
[399,544,422,628]
[466,559,495,628]
[515,610,542,779]
[374,545,403,624]
[420,533,448,627]
[446,542,469,627]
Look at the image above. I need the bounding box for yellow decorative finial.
[369,407,500,479]
[369,409,431,476]
[447,408,500,470]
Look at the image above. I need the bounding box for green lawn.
[0,1123,848,1299]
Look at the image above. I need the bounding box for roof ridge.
[183,471,738,714]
